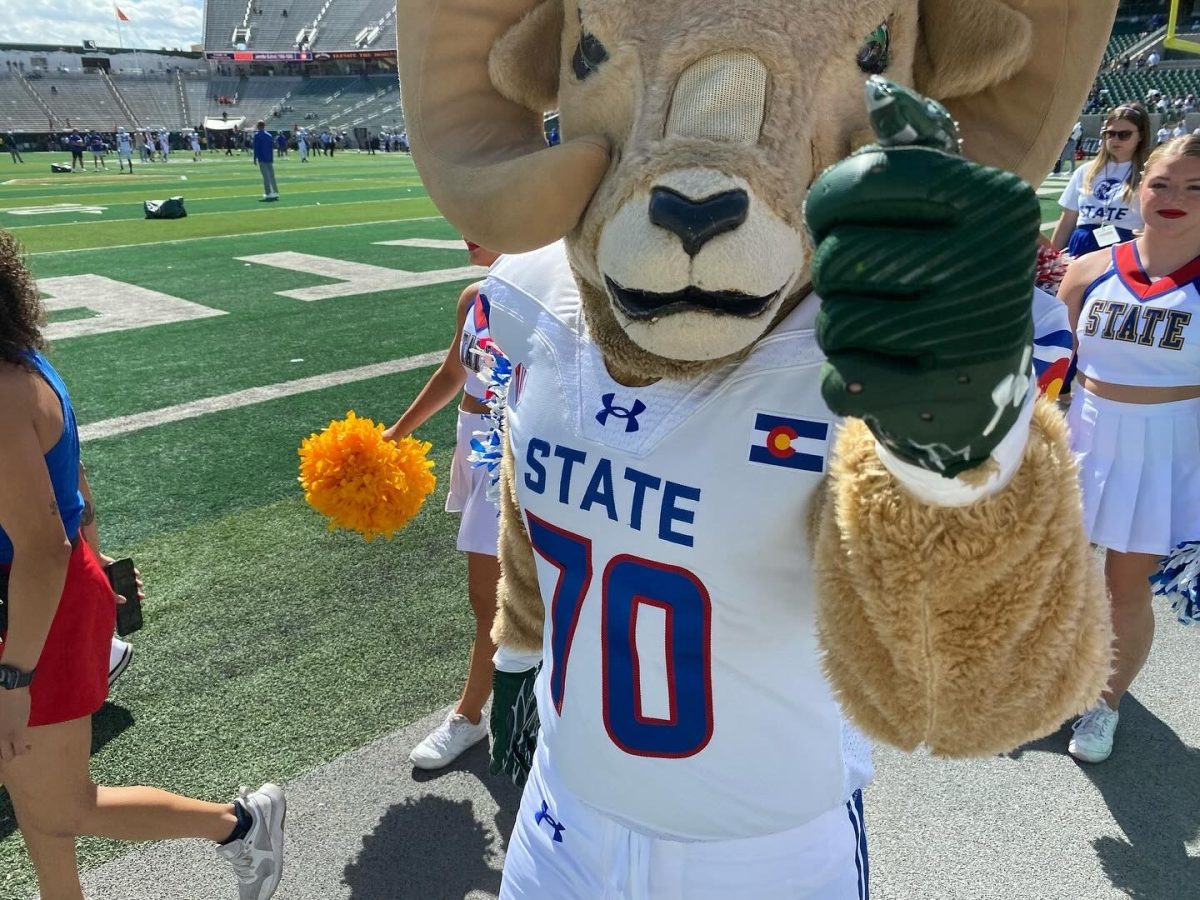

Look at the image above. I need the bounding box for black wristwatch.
[0,664,34,690]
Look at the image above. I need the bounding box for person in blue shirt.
[252,121,279,201]
[88,133,107,170]
[275,130,287,158]
[0,229,286,900]
[66,132,84,171]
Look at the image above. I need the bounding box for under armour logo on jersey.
[596,393,646,432]
[534,800,566,842]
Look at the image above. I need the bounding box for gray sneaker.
[1068,701,1120,764]
[216,783,286,900]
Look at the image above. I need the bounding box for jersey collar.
[1114,240,1200,301]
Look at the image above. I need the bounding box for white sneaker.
[1069,701,1119,763]
[216,783,286,900]
[108,638,133,688]
[409,712,487,770]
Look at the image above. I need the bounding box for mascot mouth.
[605,276,777,320]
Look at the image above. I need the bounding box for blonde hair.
[1142,132,1200,175]
[1083,104,1151,204]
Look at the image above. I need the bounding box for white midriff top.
[1077,242,1200,387]
[458,290,490,400]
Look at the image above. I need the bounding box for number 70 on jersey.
[527,512,715,759]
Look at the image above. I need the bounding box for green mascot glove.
[488,666,540,787]
[806,76,1039,478]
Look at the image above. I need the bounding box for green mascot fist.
[806,77,1039,478]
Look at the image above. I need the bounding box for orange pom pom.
[298,411,436,541]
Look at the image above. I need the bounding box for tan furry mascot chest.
[398,0,1115,850]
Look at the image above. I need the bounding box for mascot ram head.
[398,0,1110,381]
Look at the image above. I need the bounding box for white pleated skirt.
[1068,388,1200,555]
[445,408,501,556]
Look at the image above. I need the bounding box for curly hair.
[0,229,45,367]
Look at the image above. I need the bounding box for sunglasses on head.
[1103,128,1137,140]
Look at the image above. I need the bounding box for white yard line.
[80,352,443,442]
[9,196,429,231]
[27,216,445,256]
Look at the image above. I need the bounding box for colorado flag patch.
[749,413,830,473]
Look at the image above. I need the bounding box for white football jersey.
[486,243,871,841]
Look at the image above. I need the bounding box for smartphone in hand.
[106,557,143,636]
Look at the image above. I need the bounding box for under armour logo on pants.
[534,800,566,842]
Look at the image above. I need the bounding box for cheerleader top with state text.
[1077,241,1200,387]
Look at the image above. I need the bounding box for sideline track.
[78,600,1200,900]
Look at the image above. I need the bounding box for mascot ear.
[489,0,563,112]
[914,0,1032,100]
[915,0,1117,185]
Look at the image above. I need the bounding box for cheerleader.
[381,240,504,769]
[0,231,285,899]
[1058,136,1200,763]
[1051,105,1151,257]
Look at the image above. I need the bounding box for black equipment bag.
[144,196,187,219]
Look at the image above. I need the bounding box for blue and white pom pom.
[1151,541,1200,627]
[467,337,512,506]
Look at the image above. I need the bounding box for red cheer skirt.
[1,540,115,727]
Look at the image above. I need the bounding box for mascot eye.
[856,22,890,75]
[573,30,609,80]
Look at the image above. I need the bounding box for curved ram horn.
[397,0,610,252]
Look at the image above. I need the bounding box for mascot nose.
[648,187,749,257]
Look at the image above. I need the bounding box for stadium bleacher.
[202,0,396,50]
[210,75,302,122]
[1102,20,1155,66]
[1087,17,1200,110]
[0,0,416,136]
[22,73,131,131]
[0,76,52,131]
[1096,68,1200,106]
[3,70,405,135]
[111,74,182,129]
[207,0,248,48]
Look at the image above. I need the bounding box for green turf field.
[0,151,482,898]
[0,150,1074,898]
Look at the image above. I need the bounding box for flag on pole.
[115,6,130,21]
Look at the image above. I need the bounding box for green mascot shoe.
[489,666,540,787]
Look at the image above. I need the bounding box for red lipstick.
[1158,209,1187,218]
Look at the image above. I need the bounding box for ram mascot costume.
[398,1,1117,896]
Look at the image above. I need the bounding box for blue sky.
[0,0,204,52]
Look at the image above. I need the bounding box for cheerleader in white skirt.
[1060,135,1200,764]
[382,240,502,769]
